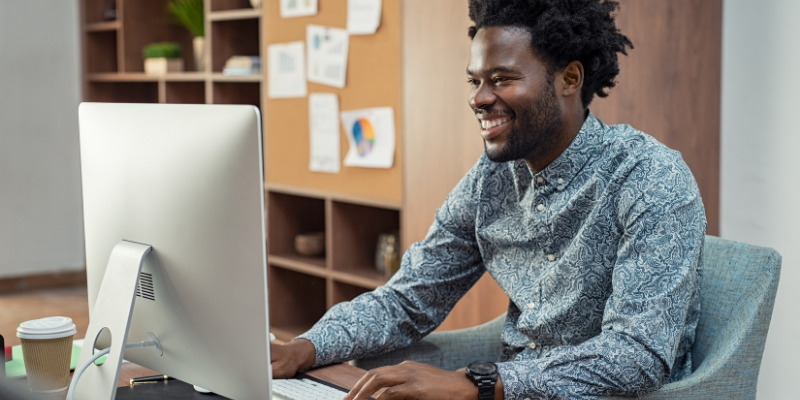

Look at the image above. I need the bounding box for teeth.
[481,118,510,130]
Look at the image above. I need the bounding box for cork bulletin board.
[263,0,403,203]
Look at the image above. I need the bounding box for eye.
[493,77,506,84]
[467,78,479,87]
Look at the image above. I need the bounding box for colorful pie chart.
[353,118,375,157]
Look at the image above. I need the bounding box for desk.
[41,362,382,399]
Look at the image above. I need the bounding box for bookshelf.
[80,0,511,342]
[81,0,262,106]
[265,185,401,339]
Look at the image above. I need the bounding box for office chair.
[354,236,782,400]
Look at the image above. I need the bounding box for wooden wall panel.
[263,0,403,203]
[401,0,508,331]
[591,0,722,235]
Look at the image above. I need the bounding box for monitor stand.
[73,241,153,400]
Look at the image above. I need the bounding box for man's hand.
[344,360,493,400]
[270,338,316,379]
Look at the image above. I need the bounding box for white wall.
[721,1,800,398]
[0,0,84,278]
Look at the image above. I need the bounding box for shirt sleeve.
[296,157,490,367]
[498,156,706,399]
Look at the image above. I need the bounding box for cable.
[66,340,160,400]
[66,347,110,400]
[124,339,158,350]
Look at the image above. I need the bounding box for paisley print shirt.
[297,112,706,399]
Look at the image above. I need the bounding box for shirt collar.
[535,110,605,191]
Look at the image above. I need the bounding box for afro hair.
[468,0,633,107]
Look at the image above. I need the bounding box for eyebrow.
[466,66,521,75]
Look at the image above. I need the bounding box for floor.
[0,286,90,347]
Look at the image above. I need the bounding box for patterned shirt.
[298,112,706,399]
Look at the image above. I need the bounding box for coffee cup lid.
[17,316,77,340]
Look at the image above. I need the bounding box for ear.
[559,61,584,98]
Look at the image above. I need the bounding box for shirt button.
[536,176,544,183]
[557,178,564,184]
[547,254,556,261]
[537,204,545,211]
[527,302,536,309]
[529,342,537,349]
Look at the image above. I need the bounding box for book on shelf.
[223,56,261,75]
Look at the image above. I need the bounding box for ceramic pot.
[144,58,183,75]
[294,232,325,257]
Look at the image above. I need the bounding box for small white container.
[144,57,184,75]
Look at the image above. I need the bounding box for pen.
[130,374,170,385]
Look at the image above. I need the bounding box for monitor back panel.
[79,103,270,398]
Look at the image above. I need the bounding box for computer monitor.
[79,103,271,398]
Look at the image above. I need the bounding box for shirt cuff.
[497,360,549,400]
[295,326,334,368]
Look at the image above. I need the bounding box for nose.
[469,81,496,110]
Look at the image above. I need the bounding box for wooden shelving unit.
[265,185,399,339]
[81,0,262,106]
[81,0,511,342]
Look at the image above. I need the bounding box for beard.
[483,82,563,164]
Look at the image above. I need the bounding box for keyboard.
[272,378,348,400]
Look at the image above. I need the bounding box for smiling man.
[270,1,707,399]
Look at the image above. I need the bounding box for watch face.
[468,361,497,376]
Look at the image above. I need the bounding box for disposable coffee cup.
[16,316,77,393]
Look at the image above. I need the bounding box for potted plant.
[143,42,184,74]
[168,0,205,71]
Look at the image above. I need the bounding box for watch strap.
[476,378,496,400]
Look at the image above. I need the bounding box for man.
[272,0,706,399]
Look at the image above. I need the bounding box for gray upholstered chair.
[354,236,782,399]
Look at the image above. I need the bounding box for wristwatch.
[465,361,498,400]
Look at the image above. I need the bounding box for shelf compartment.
[210,0,255,12]
[331,270,385,291]
[165,82,206,104]
[268,266,326,340]
[87,72,208,82]
[211,73,262,82]
[269,254,327,276]
[87,73,157,82]
[121,0,194,73]
[86,81,158,103]
[86,21,120,32]
[211,18,260,72]
[83,0,117,24]
[209,9,261,21]
[86,31,118,73]
[332,281,372,306]
[330,201,400,280]
[164,72,208,81]
[267,192,326,268]
[213,82,260,108]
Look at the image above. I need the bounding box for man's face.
[467,26,563,164]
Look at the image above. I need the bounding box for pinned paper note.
[280,0,318,18]
[267,41,307,99]
[307,25,349,88]
[341,107,395,169]
[309,93,341,173]
[347,0,382,35]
